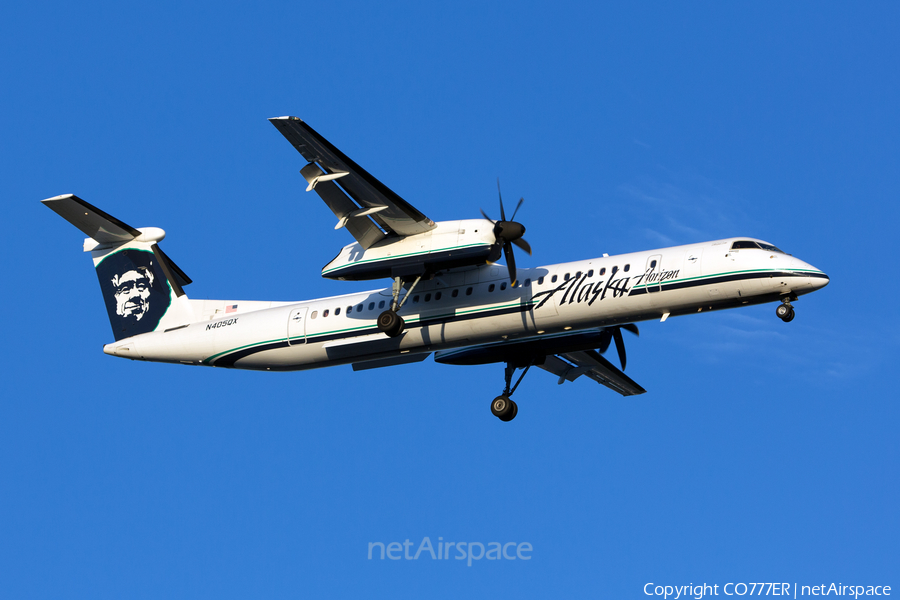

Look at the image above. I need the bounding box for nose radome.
[813,270,830,289]
[792,258,829,290]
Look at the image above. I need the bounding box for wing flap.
[299,163,385,249]
[559,350,646,396]
[269,116,436,237]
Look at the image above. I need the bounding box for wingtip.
[41,193,77,204]
[268,115,301,122]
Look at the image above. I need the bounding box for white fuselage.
[103,237,828,371]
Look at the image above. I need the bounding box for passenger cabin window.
[311,311,318,319]
[488,284,495,292]
[587,270,593,277]
[346,306,352,314]
[435,292,442,301]
[575,271,582,279]
[368,302,374,310]
[452,289,459,298]
[357,304,363,312]
[600,268,606,276]
[378,300,385,309]
[424,293,431,302]
[335,307,341,316]
[466,287,473,295]
[525,278,531,286]
[551,275,558,283]
[564,273,570,281]
[650,260,657,269]
[624,264,630,272]
[413,295,420,303]
[323,309,329,317]
[537,276,544,285]
[500,282,507,291]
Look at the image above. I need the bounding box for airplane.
[42,116,830,422]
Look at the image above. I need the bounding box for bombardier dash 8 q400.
[43,116,829,422]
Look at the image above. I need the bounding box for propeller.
[480,180,532,285]
[597,323,640,371]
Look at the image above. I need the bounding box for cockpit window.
[731,240,785,253]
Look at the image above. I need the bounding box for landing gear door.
[287,307,308,345]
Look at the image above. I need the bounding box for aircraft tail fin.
[42,194,196,341]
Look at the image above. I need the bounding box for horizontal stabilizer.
[154,244,193,288]
[42,194,140,243]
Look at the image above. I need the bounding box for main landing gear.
[490,362,532,422]
[776,296,796,322]
[376,275,424,337]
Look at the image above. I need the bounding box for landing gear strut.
[376,275,423,337]
[490,362,531,422]
[776,296,796,322]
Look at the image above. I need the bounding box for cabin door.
[645,255,663,295]
[287,307,308,345]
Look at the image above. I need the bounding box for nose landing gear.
[776,296,796,322]
[490,362,532,422]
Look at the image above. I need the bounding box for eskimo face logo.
[112,267,154,320]
[96,248,172,340]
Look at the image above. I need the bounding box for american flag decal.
[225,304,238,313]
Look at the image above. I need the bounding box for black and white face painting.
[112,267,154,321]
[96,248,172,340]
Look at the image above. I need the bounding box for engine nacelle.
[322,219,498,281]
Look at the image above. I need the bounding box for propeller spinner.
[480,181,532,285]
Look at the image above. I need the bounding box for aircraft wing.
[433,329,647,397]
[540,351,646,396]
[269,116,436,248]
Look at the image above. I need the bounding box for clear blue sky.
[2,1,897,597]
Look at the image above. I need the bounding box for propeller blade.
[622,323,639,336]
[497,179,507,221]
[512,237,532,255]
[509,197,524,222]
[597,330,613,354]
[612,327,627,371]
[503,243,517,285]
[480,208,495,224]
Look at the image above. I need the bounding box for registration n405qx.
[43,116,829,422]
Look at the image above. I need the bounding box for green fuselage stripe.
[202,300,530,364]
[630,268,824,290]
